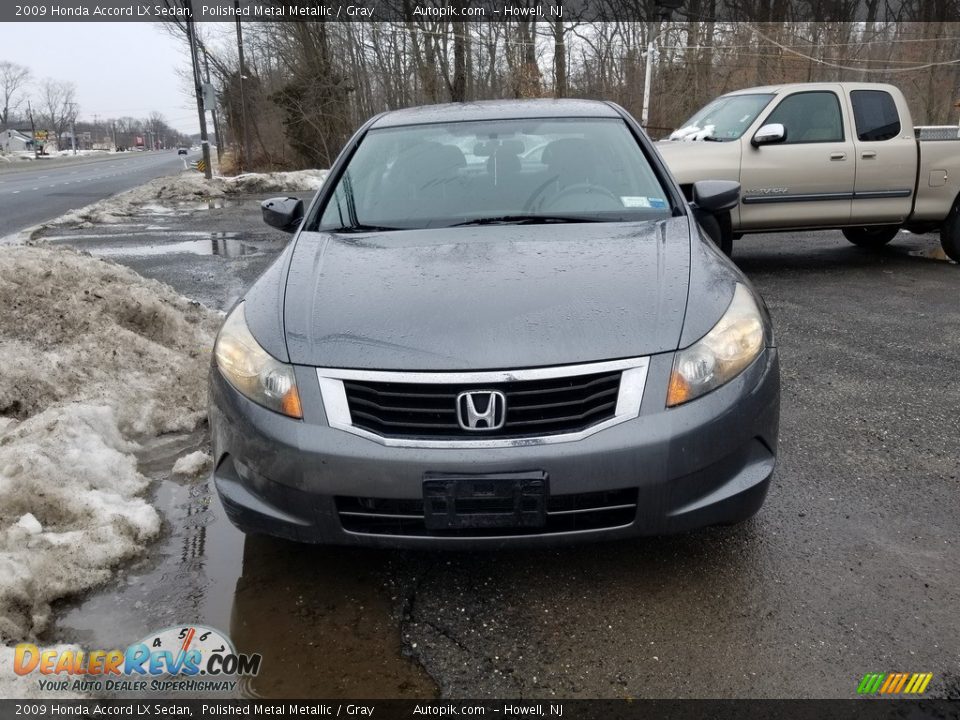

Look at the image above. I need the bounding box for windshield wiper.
[451,214,605,227]
[331,223,402,233]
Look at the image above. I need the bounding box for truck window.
[764,91,844,144]
[850,90,901,141]
[669,93,774,141]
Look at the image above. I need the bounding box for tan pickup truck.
[657,82,960,262]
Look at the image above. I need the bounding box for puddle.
[164,198,245,211]
[46,231,239,241]
[195,198,244,210]
[229,538,438,699]
[50,433,437,700]
[90,235,262,258]
[909,246,958,264]
[139,203,177,215]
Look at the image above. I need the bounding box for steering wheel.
[525,180,622,212]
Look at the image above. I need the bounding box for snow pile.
[0,245,221,645]
[172,450,211,477]
[0,643,84,699]
[151,168,328,201]
[224,170,328,194]
[0,152,35,163]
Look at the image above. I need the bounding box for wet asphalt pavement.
[0,150,195,237]
[39,202,960,699]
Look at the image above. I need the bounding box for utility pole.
[184,0,212,179]
[112,121,117,151]
[69,103,77,155]
[235,0,252,172]
[27,100,38,157]
[641,21,656,129]
[202,43,224,167]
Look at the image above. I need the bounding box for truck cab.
[657,82,960,261]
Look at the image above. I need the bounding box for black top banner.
[5,0,960,23]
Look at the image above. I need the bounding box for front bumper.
[209,349,780,548]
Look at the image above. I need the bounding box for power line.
[746,24,960,74]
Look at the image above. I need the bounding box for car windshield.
[317,117,674,231]
[669,93,774,142]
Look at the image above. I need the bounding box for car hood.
[283,220,691,370]
[655,139,742,187]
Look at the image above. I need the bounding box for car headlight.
[214,302,302,419]
[666,283,765,407]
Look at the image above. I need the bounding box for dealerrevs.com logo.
[13,625,261,694]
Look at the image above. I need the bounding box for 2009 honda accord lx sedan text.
[208,99,780,547]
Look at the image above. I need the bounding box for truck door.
[738,89,855,230]
[848,89,917,223]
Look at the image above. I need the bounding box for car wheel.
[939,211,960,262]
[842,225,900,248]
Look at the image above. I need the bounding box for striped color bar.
[857,673,933,694]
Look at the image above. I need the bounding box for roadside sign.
[202,82,217,111]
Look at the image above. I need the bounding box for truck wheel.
[940,213,960,262]
[696,210,733,257]
[842,225,900,248]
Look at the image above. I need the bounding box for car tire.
[939,211,960,262]
[842,225,900,248]
[696,210,734,257]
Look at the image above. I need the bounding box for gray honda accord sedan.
[208,99,780,547]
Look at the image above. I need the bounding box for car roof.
[370,99,622,128]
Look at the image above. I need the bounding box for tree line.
[183,19,960,172]
[0,61,190,153]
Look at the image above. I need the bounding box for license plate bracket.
[423,471,548,530]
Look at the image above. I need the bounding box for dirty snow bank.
[0,152,35,163]
[29,168,329,230]
[0,245,221,647]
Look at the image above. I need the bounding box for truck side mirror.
[752,123,787,147]
[261,197,304,233]
[691,180,740,212]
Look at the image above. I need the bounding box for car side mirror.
[691,180,740,212]
[261,197,304,233]
[751,123,787,147]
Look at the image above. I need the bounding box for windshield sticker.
[622,196,667,209]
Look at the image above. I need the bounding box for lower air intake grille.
[335,488,638,537]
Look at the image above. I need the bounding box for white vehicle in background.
[658,82,960,262]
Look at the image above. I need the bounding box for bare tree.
[0,61,31,127]
[38,79,78,150]
[179,20,960,171]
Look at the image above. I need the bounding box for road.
[41,203,960,700]
[0,150,194,237]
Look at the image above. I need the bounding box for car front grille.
[335,488,638,537]
[341,370,621,440]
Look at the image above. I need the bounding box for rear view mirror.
[691,180,740,212]
[261,197,304,233]
[752,123,786,147]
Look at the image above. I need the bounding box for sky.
[0,23,202,133]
